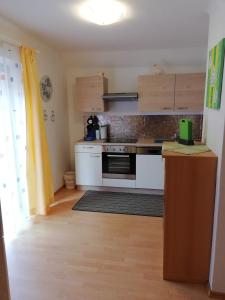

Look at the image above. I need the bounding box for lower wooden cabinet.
[163,150,217,283]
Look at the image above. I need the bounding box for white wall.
[203,0,225,293]
[0,16,70,191]
[66,59,206,168]
[62,47,207,69]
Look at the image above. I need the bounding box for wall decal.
[50,110,55,122]
[43,109,48,121]
[40,75,53,102]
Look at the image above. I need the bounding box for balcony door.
[0,202,11,300]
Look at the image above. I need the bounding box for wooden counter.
[162,148,217,283]
[163,149,216,158]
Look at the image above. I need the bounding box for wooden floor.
[6,188,211,300]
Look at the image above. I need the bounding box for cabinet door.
[136,155,164,189]
[175,73,205,112]
[76,76,108,112]
[163,155,217,282]
[75,152,102,186]
[138,74,175,112]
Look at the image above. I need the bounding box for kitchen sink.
[154,138,176,143]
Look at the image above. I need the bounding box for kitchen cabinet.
[175,73,205,112]
[138,73,205,113]
[136,154,164,189]
[76,75,108,112]
[163,149,217,283]
[0,203,11,300]
[75,145,102,186]
[138,74,175,112]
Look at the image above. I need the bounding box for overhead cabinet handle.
[177,107,188,110]
[162,107,172,110]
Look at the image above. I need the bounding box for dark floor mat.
[72,191,163,217]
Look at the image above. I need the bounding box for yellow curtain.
[20,46,54,215]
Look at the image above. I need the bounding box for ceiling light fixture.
[80,0,125,26]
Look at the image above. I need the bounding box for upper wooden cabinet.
[76,75,108,112]
[138,74,175,112]
[175,73,205,112]
[138,73,205,113]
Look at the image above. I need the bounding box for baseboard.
[51,185,83,207]
[54,185,65,194]
[208,287,225,299]
[76,185,164,195]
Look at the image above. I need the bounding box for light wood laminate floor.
[6,188,211,300]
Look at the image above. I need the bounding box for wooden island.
[162,145,217,283]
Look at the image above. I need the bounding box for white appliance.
[136,146,164,190]
[102,138,137,188]
[100,125,108,140]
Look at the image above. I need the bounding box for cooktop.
[106,138,137,144]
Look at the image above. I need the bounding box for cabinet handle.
[162,107,172,110]
[177,107,188,110]
[90,154,101,158]
[107,154,129,158]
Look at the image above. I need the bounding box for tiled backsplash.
[83,114,203,140]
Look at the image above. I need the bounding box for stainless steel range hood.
[102,92,138,102]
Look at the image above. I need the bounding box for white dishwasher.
[136,146,164,190]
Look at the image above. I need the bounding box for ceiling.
[0,0,210,52]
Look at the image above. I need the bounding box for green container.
[179,119,193,141]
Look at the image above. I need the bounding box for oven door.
[102,152,136,180]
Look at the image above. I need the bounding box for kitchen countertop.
[75,138,163,147]
[162,142,216,158]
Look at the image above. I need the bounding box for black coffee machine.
[84,115,99,141]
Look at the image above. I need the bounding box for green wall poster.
[206,38,225,109]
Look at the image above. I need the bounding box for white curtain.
[0,44,29,242]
